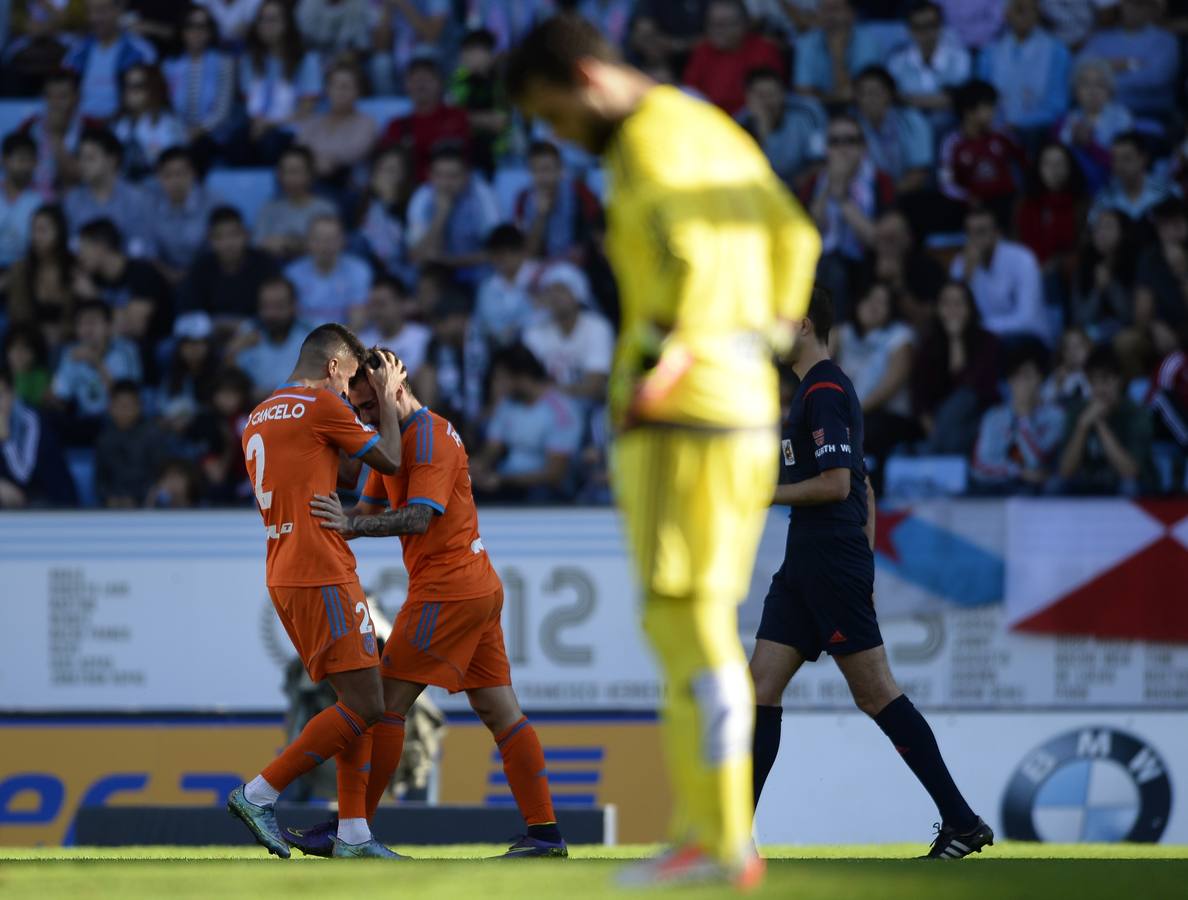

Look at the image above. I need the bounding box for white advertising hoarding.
[2,504,1188,712]
[755,711,1188,845]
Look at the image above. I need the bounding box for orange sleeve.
[359,468,390,509]
[406,420,457,516]
[312,392,380,459]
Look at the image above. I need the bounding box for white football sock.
[337,818,371,845]
[243,775,279,807]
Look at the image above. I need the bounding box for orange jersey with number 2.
[243,381,380,587]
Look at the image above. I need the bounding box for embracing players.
[749,287,993,859]
[282,348,568,859]
[229,324,407,858]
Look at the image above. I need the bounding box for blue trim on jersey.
[278,380,304,389]
[360,494,390,507]
[407,496,445,514]
[352,434,380,459]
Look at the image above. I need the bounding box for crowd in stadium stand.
[2,0,1188,509]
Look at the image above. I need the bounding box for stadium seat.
[205,168,275,227]
[0,99,41,138]
[493,166,533,221]
[358,97,413,131]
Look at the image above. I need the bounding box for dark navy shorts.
[756,526,881,661]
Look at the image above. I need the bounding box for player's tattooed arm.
[348,504,434,537]
[311,493,433,537]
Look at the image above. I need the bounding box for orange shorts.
[269,581,380,682]
[382,588,511,693]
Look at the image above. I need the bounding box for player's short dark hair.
[485,223,526,252]
[299,324,366,370]
[156,145,194,170]
[78,217,123,252]
[109,378,141,401]
[1086,344,1121,378]
[429,141,468,167]
[855,65,896,96]
[805,285,834,344]
[2,131,36,158]
[497,343,548,381]
[348,347,406,391]
[278,143,315,170]
[208,204,244,231]
[79,126,124,162]
[1004,340,1049,379]
[528,139,561,161]
[505,15,621,100]
[953,79,998,118]
[745,66,783,89]
[76,299,113,322]
[1112,130,1147,156]
[461,27,497,51]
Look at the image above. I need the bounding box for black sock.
[752,705,783,811]
[527,822,563,843]
[873,695,977,830]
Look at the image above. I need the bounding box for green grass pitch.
[1,844,1185,900]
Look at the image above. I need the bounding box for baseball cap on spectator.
[174,311,214,342]
[538,262,591,308]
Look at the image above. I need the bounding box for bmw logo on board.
[1002,728,1172,843]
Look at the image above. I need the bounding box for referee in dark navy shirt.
[748,286,992,859]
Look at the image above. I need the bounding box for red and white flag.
[1005,499,1188,643]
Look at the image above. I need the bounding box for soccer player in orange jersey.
[285,348,568,858]
[228,325,408,859]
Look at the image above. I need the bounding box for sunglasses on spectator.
[828,134,863,147]
[185,20,210,30]
[910,19,940,32]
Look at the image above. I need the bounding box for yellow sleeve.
[765,178,821,324]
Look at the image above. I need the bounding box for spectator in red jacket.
[681,0,784,115]
[379,58,470,184]
[1015,142,1087,271]
[939,79,1026,225]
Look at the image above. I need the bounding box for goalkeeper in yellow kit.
[508,16,821,888]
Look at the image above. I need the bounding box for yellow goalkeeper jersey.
[602,85,821,429]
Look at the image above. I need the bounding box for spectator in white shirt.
[284,213,373,325]
[523,262,613,405]
[950,206,1050,346]
[0,133,42,272]
[888,1,971,125]
[474,224,543,348]
[833,280,919,479]
[471,343,583,504]
[355,277,432,377]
